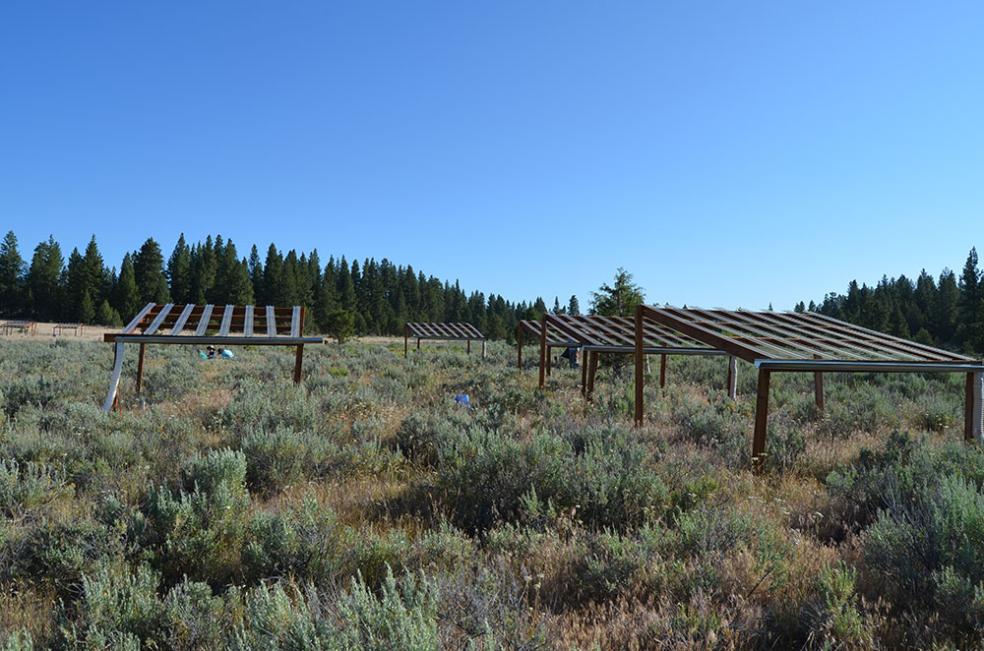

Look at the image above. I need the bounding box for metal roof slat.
[169,304,196,336]
[194,305,215,336]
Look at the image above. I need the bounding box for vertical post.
[102,340,126,413]
[517,328,523,369]
[659,353,667,389]
[727,355,738,401]
[481,340,486,359]
[974,371,984,442]
[966,372,982,442]
[417,337,421,351]
[538,316,547,388]
[546,347,552,377]
[586,350,599,400]
[467,339,471,354]
[813,354,824,412]
[135,343,147,394]
[581,350,590,396]
[635,306,645,426]
[293,307,305,384]
[404,325,409,358]
[752,368,771,474]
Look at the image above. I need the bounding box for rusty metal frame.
[534,313,729,398]
[634,305,984,472]
[405,322,486,358]
[102,303,321,412]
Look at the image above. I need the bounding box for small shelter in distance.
[102,303,323,412]
[405,322,486,358]
[633,305,984,471]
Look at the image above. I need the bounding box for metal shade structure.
[534,314,732,398]
[102,303,323,412]
[404,322,486,358]
[633,305,984,471]
[515,319,578,372]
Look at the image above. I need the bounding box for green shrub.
[0,459,72,517]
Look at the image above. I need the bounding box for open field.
[1,337,982,649]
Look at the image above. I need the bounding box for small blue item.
[221,349,235,359]
[454,393,471,408]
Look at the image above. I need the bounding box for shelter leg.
[546,347,552,377]
[293,345,304,384]
[659,354,667,388]
[482,340,486,359]
[135,343,146,394]
[635,308,645,426]
[587,352,599,401]
[538,317,547,389]
[814,371,825,411]
[102,341,126,413]
[966,372,984,443]
[417,338,420,351]
[467,339,471,354]
[752,368,771,474]
[404,330,408,358]
[727,355,738,401]
[581,351,589,396]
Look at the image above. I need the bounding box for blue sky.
[2,3,982,310]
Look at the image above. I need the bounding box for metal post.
[966,372,984,442]
[546,346,552,377]
[659,353,667,388]
[481,340,486,359]
[586,350,599,400]
[813,354,824,411]
[727,355,738,401]
[538,315,548,388]
[293,307,305,384]
[135,343,147,394]
[752,368,771,473]
[581,350,589,396]
[467,339,471,354]
[102,341,126,412]
[635,307,644,426]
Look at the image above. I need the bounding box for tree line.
[0,231,582,340]
[796,247,984,354]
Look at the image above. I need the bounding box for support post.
[966,372,984,443]
[546,347,552,377]
[813,354,824,412]
[417,337,421,351]
[635,307,645,426]
[293,307,305,384]
[727,355,738,401]
[102,341,126,413]
[481,340,486,359]
[581,350,589,396]
[752,368,771,473]
[659,353,667,389]
[586,350,599,400]
[135,343,147,394]
[538,316,548,388]
[404,326,409,358]
[467,339,471,354]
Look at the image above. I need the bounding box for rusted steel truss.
[102,303,321,412]
[634,305,984,472]
[405,322,486,358]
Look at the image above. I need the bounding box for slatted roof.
[638,306,982,371]
[543,314,721,354]
[517,319,578,347]
[406,322,485,341]
[103,303,323,345]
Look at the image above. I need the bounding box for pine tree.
[133,238,170,304]
[567,295,580,316]
[0,231,25,316]
[113,253,141,321]
[167,234,192,303]
[590,268,645,317]
[26,236,64,321]
[958,248,984,351]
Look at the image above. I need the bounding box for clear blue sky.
[2,3,982,310]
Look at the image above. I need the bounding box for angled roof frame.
[404,322,486,358]
[633,305,984,472]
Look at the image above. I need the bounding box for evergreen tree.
[590,268,644,317]
[26,236,64,321]
[567,294,580,316]
[133,238,170,304]
[113,253,141,321]
[0,231,25,316]
[958,248,984,351]
[97,299,121,326]
[167,233,192,303]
